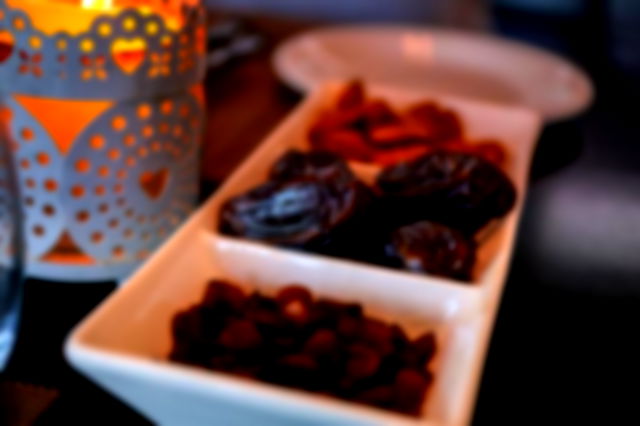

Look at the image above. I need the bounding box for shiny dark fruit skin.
[218,178,373,251]
[269,149,356,185]
[386,221,476,281]
[377,151,517,234]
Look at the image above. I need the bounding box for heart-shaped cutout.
[139,168,169,200]
[112,38,147,74]
[0,30,14,63]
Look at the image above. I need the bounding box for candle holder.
[0,0,206,281]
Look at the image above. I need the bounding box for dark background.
[2,1,640,424]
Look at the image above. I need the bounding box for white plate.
[273,25,593,122]
[65,83,541,425]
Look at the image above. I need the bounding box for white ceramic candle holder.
[0,0,206,281]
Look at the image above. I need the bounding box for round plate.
[273,25,594,122]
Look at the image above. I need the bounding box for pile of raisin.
[171,280,436,416]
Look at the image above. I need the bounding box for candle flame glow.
[81,0,113,10]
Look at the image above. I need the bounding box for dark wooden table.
[2,7,640,425]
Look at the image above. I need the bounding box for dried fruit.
[203,279,246,310]
[377,151,517,234]
[336,80,365,110]
[281,298,311,326]
[219,178,372,250]
[337,314,360,338]
[276,285,313,306]
[304,328,338,355]
[412,332,437,363]
[371,144,432,166]
[368,124,428,148]
[472,140,507,166]
[363,99,401,128]
[360,318,394,356]
[386,221,476,280]
[308,80,510,168]
[404,101,463,144]
[346,344,381,379]
[393,368,430,415]
[437,139,507,166]
[218,319,263,350]
[309,128,372,162]
[270,149,356,185]
[356,386,394,406]
[170,280,437,416]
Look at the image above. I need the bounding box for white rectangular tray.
[65,82,541,425]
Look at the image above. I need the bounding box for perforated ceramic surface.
[4,96,65,259]
[0,148,15,265]
[0,0,205,281]
[0,0,206,99]
[62,94,201,265]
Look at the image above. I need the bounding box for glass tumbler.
[0,114,23,371]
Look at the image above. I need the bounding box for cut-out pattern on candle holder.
[0,0,205,281]
[0,1,206,98]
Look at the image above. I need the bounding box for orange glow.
[40,232,96,265]
[81,0,112,10]
[14,95,112,155]
[6,0,186,35]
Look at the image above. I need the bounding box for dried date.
[219,178,372,250]
[377,151,516,234]
[270,149,356,185]
[385,221,476,280]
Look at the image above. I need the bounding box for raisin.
[276,285,313,306]
[356,386,393,408]
[346,344,381,379]
[412,332,437,363]
[271,354,321,389]
[393,368,429,415]
[281,299,311,326]
[342,303,363,317]
[172,308,201,340]
[304,328,338,356]
[311,300,345,328]
[360,318,394,356]
[203,279,246,311]
[218,319,262,350]
[170,280,437,417]
[390,325,410,349]
[279,353,318,371]
[209,354,236,371]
